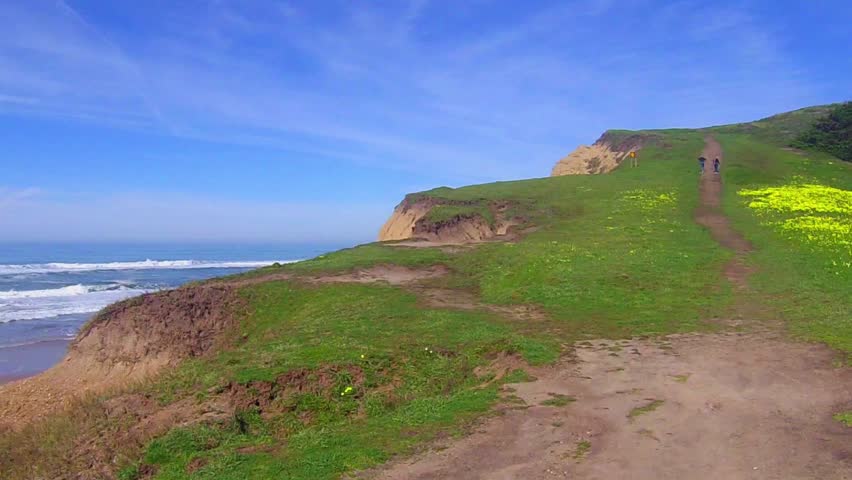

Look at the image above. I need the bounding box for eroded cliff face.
[378,198,435,241]
[378,198,517,244]
[551,131,658,176]
[0,284,245,431]
[69,284,244,372]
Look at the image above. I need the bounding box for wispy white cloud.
[0,0,833,183]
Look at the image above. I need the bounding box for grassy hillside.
[2,107,850,479]
[710,104,840,146]
[719,133,852,350]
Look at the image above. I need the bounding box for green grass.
[245,243,450,277]
[424,204,496,227]
[709,104,840,146]
[834,411,852,427]
[573,440,592,460]
[540,393,576,407]
[503,369,536,383]
[128,282,558,479]
[426,131,732,338]
[627,399,665,420]
[717,134,852,355]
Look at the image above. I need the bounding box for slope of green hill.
[710,104,841,146]
[2,107,850,480]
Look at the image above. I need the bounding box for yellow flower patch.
[739,184,852,214]
[738,184,852,268]
[621,189,677,211]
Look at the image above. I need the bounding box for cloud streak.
[0,0,830,182]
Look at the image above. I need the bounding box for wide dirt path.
[363,137,852,480]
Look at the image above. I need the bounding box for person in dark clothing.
[698,156,706,173]
[713,158,720,173]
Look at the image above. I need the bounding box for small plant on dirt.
[672,374,690,383]
[834,411,852,427]
[573,440,591,460]
[502,394,527,405]
[503,369,535,383]
[540,393,576,407]
[628,399,665,420]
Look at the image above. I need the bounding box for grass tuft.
[540,393,576,407]
[628,399,665,420]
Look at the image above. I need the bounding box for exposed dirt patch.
[473,352,531,385]
[310,265,449,286]
[412,215,519,245]
[228,365,365,417]
[290,265,547,323]
[364,334,852,480]
[186,457,208,474]
[411,286,547,323]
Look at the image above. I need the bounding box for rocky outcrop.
[378,197,436,241]
[551,131,658,175]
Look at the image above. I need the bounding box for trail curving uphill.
[362,137,852,480]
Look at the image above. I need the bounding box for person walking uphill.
[698,156,706,174]
[713,157,720,174]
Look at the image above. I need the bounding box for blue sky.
[1,0,850,243]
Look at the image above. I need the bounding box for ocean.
[0,242,338,381]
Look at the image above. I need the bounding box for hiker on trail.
[698,156,706,174]
[714,158,720,174]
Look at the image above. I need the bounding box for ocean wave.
[0,259,296,275]
[0,283,132,299]
[0,283,150,323]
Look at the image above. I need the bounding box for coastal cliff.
[551,130,659,175]
[378,195,517,243]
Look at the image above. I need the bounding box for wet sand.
[0,340,70,384]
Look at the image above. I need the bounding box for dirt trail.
[362,136,852,480]
[694,136,754,288]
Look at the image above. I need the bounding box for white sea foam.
[0,283,149,323]
[0,284,120,299]
[0,259,296,275]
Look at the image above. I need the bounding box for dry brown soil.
[360,136,852,480]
